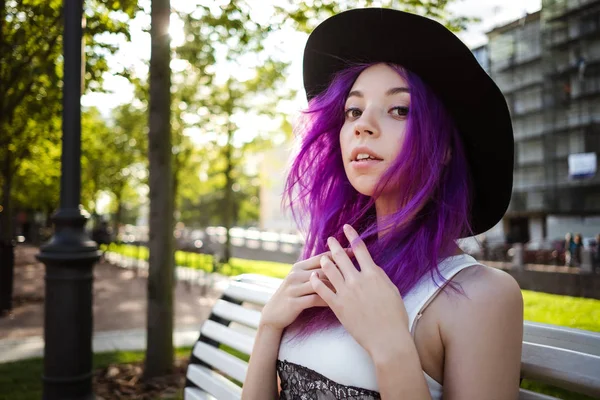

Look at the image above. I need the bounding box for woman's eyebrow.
[347,87,410,99]
[386,87,410,96]
[347,90,363,99]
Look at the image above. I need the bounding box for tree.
[176,143,261,229]
[0,0,139,312]
[174,1,293,263]
[275,0,474,33]
[81,105,147,231]
[0,0,140,237]
[107,103,148,230]
[144,0,174,379]
[10,111,62,215]
[9,114,62,245]
[81,107,113,212]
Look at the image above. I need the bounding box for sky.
[82,0,542,126]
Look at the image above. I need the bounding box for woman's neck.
[374,196,466,257]
[374,197,395,239]
[374,195,415,239]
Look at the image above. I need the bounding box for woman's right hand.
[260,251,337,332]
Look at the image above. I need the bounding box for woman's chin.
[349,181,376,197]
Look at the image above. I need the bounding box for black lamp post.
[36,0,100,399]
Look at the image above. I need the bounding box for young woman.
[242,8,523,400]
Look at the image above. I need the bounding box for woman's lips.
[350,158,383,170]
[350,147,384,162]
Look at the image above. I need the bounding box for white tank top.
[278,253,480,399]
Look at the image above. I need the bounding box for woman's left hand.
[310,224,411,362]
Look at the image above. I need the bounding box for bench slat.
[184,387,218,400]
[229,322,258,339]
[524,321,600,357]
[224,281,274,305]
[521,341,600,398]
[212,299,262,329]
[235,274,284,289]
[201,320,254,355]
[186,364,242,400]
[518,388,558,400]
[193,341,249,383]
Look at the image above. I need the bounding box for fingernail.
[320,256,327,266]
[343,224,355,236]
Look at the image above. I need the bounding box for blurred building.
[471,44,490,73]
[259,144,297,232]
[478,0,600,243]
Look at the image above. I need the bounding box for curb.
[0,324,203,364]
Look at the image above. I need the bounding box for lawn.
[523,290,600,332]
[104,243,292,278]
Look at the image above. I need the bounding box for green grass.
[105,243,292,278]
[521,380,597,400]
[0,348,192,400]
[224,257,292,278]
[0,356,43,400]
[523,290,600,332]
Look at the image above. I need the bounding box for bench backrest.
[184,274,600,400]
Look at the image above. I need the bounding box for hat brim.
[303,8,514,236]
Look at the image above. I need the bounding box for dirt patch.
[1,244,221,340]
[94,357,188,400]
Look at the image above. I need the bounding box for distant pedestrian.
[573,234,583,267]
[92,221,112,247]
[480,234,489,260]
[565,232,574,266]
[593,234,600,273]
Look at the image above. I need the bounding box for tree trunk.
[172,153,180,222]
[222,134,233,265]
[0,150,14,314]
[172,158,179,265]
[0,150,12,242]
[144,0,174,379]
[222,87,235,265]
[113,189,123,241]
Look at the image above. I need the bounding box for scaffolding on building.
[484,0,600,242]
[541,0,600,216]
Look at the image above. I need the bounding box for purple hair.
[284,63,473,334]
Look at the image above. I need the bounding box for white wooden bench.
[184,274,600,400]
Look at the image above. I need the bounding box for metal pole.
[36,0,99,399]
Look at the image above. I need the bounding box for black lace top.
[277,360,381,400]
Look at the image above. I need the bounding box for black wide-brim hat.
[303,8,514,236]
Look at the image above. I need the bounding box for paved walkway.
[0,245,230,363]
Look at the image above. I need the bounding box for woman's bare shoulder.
[438,263,524,333]
[449,262,521,298]
[434,262,524,396]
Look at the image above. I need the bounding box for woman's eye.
[345,108,362,119]
[390,106,409,117]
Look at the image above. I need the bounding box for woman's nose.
[354,111,380,137]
